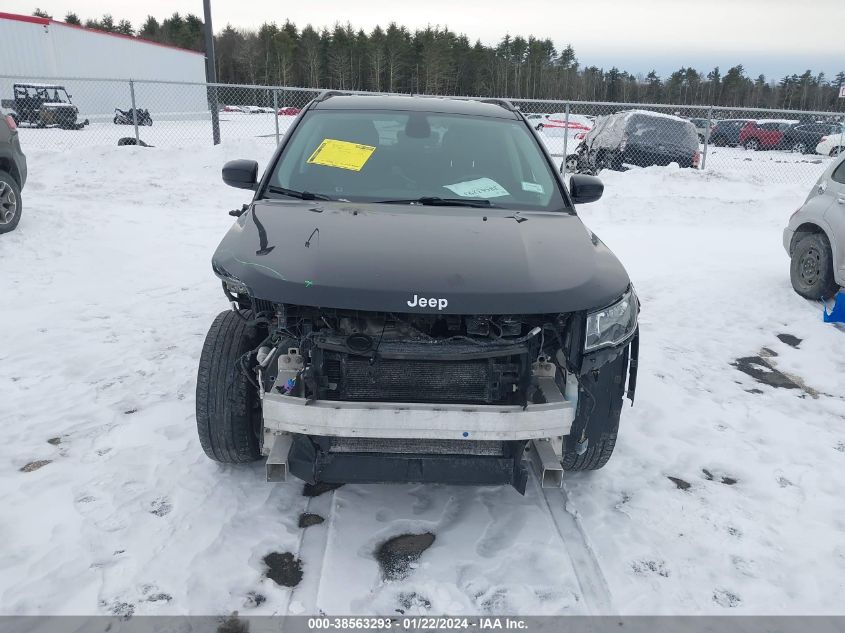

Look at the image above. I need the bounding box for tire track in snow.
[282,488,337,614]
[281,472,613,615]
[538,477,614,614]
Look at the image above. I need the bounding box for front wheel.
[790,233,839,300]
[831,147,843,157]
[195,309,265,463]
[562,344,630,471]
[744,138,760,151]
[564,153,579,172]
[791,142,807,154]
[0,170,22,234]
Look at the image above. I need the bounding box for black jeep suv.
[0,110,26,233]
[195,94,639,493]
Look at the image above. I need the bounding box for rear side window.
[833,160,845,185]
[625,115,699,149]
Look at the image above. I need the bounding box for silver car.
[783,154,845,299]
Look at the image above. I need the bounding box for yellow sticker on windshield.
[307,138,376,171]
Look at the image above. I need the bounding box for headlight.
[585,287,638,352]
[212,261,249,295]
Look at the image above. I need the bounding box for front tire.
[790,233,839,300]
[562,344,629,471]
[0,170,22,234]
[196,309,264,463]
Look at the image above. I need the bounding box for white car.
[816,130,845,157]
[535,113,593,137]
[783,153,845,299]
[522,112,548,125]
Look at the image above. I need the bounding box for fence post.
[840,114,845,157]
[207,84,221,146]
[273,89,280,145]
[561,103,571,177]
[129,79,139,144]
[701,106,712,170]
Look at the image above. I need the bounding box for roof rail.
[314,90,349,103]
[477,98,518,112]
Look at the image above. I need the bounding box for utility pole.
[203,0,220,145]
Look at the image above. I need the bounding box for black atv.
[114,108,153,126]
[10,84,89,130]
[195,93,640,494]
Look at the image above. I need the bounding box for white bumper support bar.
[262,374,578,441]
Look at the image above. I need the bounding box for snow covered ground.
[1,140,844,616]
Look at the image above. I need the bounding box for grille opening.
[318,351,526,405]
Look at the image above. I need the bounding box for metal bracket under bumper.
[287,434,530,494]
[262,375,577,441]
[527,439,564,488]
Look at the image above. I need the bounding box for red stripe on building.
[0,11,50,25]
[0,11,205,57]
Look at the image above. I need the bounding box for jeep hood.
[212,200,630,314]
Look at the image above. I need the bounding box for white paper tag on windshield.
[521,181,544,194]
[444,178,509,199]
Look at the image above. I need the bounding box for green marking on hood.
[221,250,287,280]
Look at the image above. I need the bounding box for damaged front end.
[230,296,637,494]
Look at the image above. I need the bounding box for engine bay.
[249,302,580,407]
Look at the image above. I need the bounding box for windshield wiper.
[376,196,494,208]
[265,185,333,201]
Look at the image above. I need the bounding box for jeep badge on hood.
[407,295,448,310]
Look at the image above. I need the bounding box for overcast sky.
[7,0,845,79]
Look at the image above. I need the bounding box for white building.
[0,12,208,117]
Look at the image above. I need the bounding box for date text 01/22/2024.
[307,617,529,630]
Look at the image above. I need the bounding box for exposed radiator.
[344,356,492,403]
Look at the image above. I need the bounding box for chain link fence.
[3,75,844,185]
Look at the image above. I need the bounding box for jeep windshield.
[265,109,567,211]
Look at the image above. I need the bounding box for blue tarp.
[823,291,845,323]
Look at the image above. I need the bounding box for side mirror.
[222,159,259,190]
[569,174,603,204]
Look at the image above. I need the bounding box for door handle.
[838,197,845,205]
